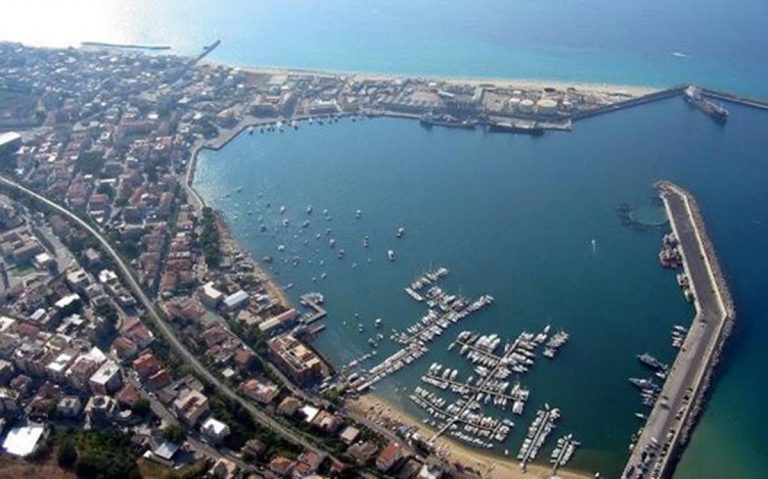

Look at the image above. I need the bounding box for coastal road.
[623,184,730,479]
[0,174,338,462]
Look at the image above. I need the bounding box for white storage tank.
[519,99,535,113]
[536,98,558,115]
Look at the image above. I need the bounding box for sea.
[5,1,768,477]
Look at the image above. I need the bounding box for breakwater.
[571,86,688,121]
[623,181,735,479]
[81,41,171,50]
[701,88,768,111]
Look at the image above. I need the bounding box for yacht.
[388,250,396,261]
[396,227,406,238]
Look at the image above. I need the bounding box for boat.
[396,227,406,238]
[355,209,362,219]
[684,85,728,122]
[388,250,396,261]
[307,205,313,214]
[279,205,287,214]
[637,353,667,372]
[487,121,545,135]
[420,113,478,129]
[375,318,383,328]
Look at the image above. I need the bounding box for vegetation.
[131,397,152,417]
[51,429,140,479]
[199,207,221,267]
[56,440,78,469]
[93,302,119,349]
[162,423,186,443]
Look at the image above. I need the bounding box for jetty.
[622,182,735,479]
[299,292,327,324]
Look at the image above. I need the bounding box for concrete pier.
[622,181,735,479]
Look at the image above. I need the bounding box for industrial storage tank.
[507,97,521,111]
[519,99,535,113]
[536,98,558,115]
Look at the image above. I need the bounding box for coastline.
[202,60,659,97]
[346,393,595,479]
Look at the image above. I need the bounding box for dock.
[299,292,327,324]
[622,182,735,479]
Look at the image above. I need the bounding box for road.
[623,183,732,479]
[0,173,336,460]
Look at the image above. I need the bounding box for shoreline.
[346,393,595,479]
[202,59,659,97]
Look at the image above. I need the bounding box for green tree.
[163,423,185,443]
[131,398,151,417]
[57,439,78,468]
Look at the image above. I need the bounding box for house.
[209,457,240,479]
[347,440,379,465]
[85,395,119,423]
[276,396,301,416]
[133,352,161,378]
[89,360,122,395]
[115,383,141,408]
[172,389,209,426]
[339,426,360,445]
[376,442,403,472]
[222,290,249,311]
[56,396,83,418]
[268,456,295,477]
[239,378,279,404]
[111,336,138,361]
[294,450,325,477]
[200,282,224,308]
[200,417,230,444]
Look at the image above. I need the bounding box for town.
[0,40,666,479]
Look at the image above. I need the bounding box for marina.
[345,267,494,393]
[194,101,762,476]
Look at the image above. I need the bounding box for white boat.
[396,227,406,238]
[388,250,396,261]
[375,318,383,328]
[355,209,363,219]
[307,205,313,214]
[279,205,286,214]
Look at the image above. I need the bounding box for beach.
[346,394,594,479]
[206,61,658,98]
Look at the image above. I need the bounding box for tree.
[57,439,78,468]
[163,423,185,443]
[131,398,151,417]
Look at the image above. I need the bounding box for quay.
[570,86,687,120]
[623,181,735,479]
[299,292,327,324]
[700,87,768,111]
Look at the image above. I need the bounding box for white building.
[200,417,230,444]
[89,360,122,395]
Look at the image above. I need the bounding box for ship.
[637,353,667,372]
[486,121,545,136]
[420,113,478,129]
[684,86,728,122]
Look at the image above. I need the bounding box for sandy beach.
[347,394,595,479]
[206,61,658,97]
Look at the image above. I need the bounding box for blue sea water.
[4,1,768,476]
[4,0,768,95]
[195,99,768,477]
